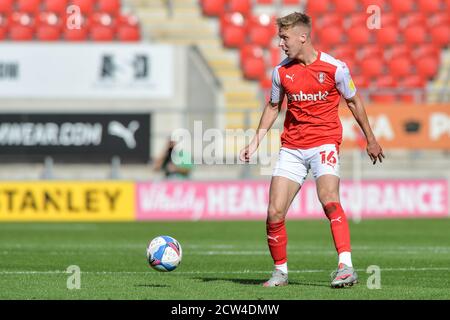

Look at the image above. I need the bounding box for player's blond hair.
[276,12,312,32]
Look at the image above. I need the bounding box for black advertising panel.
[0,113,151,163]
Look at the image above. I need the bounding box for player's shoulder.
[274,57,295,71]
[319,51,348,71]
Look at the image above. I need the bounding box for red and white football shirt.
[270,51,356,150]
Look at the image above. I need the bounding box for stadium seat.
[282,0,301,4]
[319,26,343,46]
[370,92,397,103]
[0,0,14,15]
[220,12,245,35]
[403,26,428,45]
[222,24,246,48]
[344,13,367,29]
[389,57,412,77]
[328,45,355,61]
[417,0,442,13]
[428,13,449,28]
[379,13,398,28]
[9,12,34,28]
[347,26,371,45]
[240,44,264,65]
[375,75,396,87]
[44,0,68,15]
[390,0,414,14]
[386,44,410,60]
[90,25,115,41]
[117,25,140,42]
[36,25,61,41]
[351,74,368,88]
[376,27,398,45]
[316,14,342,29]
[270,46,281,67]
[362,57,384,78]
[229,0,252,16]
[430,25,450,47]
[117,14,139,27]
[257,0,275,4]
[242,56,266,80]
[416,57,439,79]
[356,45,382,61]
[201,0,226,17]
[9,25,34,41]
[411,45,439,61]
[89,13,115,28]
[306,0,330,14]
[400,13,426,30]
[399,75,425,88]
[63,27,88,41]
[361,0,387,10]
[36,12,63,30]
[98,0,121,16]
[248,15,276,48]
[333,0,358,14]
[72,0,95,15]
[17,0,41,14]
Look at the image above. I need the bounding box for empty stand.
[0,0,141,42]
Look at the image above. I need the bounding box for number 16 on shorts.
[319,149,337,168]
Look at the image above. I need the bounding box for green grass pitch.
[0,219,449,300]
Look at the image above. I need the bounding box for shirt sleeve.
[335,62,357,99]
[270,67,285,103]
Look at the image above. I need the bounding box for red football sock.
[323,202,351,254]
[266,219,287,265]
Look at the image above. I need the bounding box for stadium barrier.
[0,179,448,221]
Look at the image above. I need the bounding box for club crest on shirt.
[317,72,326,83]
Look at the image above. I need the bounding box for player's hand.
[367,140,385,165]
[239,142,258,163]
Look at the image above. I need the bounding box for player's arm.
[336,63,384,164]
[345,94,384,164]
[240,67,284,162]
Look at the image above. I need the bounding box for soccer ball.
[146,235,182,272]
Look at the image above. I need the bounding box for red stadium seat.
[201,0,226,17]
[379,13,398,28]
[222,24,246,48]
[229,0,252,16]
[416,57,439,79]
[428,13,449,28]
[242,56,266,80]
[386,44,410,60]
[64,27,88,41]
[375,75,396,87]
[411,45,439,61]
[328,45,355,61]
[36,12,63,30]
[240,44,264,66]
[403,26,428,45]
[17,0,41,14]
[399,75,425,88]
[117,14,139,27]
[400,13,426,30]
[248,15,276,48]
[319,26,343,46]
[9,12,34,27]
[270,46,281,67]
[430,25,450,47]
[371,93,397,103]
[90,25,115,41]
[282,0,301,4]
[344,13,367,29]
[36,25,61,41]
[418,0,442,13]
[257,0,275,4]
[0,0,14,14]
[334,0,358,14]
[356,45,382,61]
[347,26,371,45]
[89,13,115,28]
[98,0,121,16]
[362,57,384,78]
[390,0,414,14]
[361,0,387,10]
[376,27,398,45]
[220,12,245,35]
[117,25,140,41]
[351,74,368,89]
[72,0,95,15]
[317,14,342,30]
[306,0,330,14]
[389,57,412,77]
[44,0,68,15]
[9,25,34,41]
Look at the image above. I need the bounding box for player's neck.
[295,47,318,66]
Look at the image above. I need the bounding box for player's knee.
[318,190,339,207]
[267,206,285,222]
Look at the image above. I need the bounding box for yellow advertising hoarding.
[0,181,134,221]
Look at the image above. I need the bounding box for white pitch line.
[0,267,449,275]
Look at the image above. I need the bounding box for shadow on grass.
[193,277,330,288]
[135,284,170,288]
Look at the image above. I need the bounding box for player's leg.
[263,176,301,287]
[311,144,358,287]
[263,148,306,287]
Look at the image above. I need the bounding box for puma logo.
[267,235,280,242]
[285,74,295,82]
[108,120,140,149]
[330,216,342,223]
